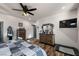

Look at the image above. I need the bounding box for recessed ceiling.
[0,3,78,22]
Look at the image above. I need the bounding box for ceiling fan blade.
[12,9,23,11]
[20,3,27,13]
[19,3,24,9]
[28,8,37,11]
[27,12,34,16]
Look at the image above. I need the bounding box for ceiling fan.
[12,3,37,16]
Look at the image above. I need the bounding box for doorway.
[32,25,37,38]
[0,22,3,43]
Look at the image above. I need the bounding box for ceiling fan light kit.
[12,3,37,16]
[22,13,28,16]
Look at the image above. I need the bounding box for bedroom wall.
[0,13,33,42]
[36,10,78,49]
[77,7,79,50]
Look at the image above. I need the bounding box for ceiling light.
[22,13,26,16]
[26,13,29,16]
[22,13,29,16]
[23,13,27,16]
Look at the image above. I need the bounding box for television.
[59,18,77,28]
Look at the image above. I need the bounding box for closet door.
[0,22,3,43]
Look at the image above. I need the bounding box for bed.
[0,40,47,56]
[55,44,79,56]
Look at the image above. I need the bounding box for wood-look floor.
[31,39,64,56]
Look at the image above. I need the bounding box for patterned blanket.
[0,40,47,56]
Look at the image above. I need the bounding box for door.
[32,25,37,38]
[0,22,3,43]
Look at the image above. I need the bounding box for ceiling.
[0,3,78,22]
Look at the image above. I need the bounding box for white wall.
[0,13,33,42]
[36,10,78,49]
[77,7,79,50]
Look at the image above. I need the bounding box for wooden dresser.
[39,34,55,46]
[16,28,26,40]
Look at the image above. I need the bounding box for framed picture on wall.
[59,18,77,28]
[18,22,23,27]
